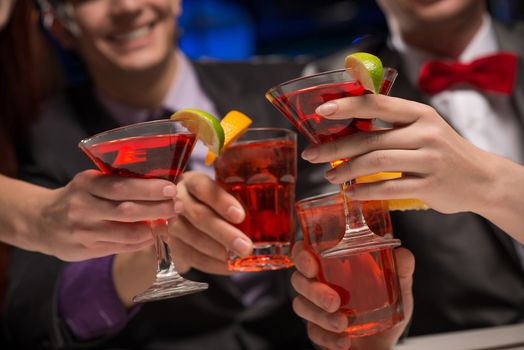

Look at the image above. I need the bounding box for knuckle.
[117,201,137,218]
[188,203,210,220]
[364,132,381,149]
[371,151,389,167]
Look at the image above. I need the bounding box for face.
[0,0,16,30]
[57,0,181,73]
[377,0,485,30]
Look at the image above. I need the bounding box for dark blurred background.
[178,0,524,60]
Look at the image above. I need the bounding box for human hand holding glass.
[266,66,399,257]
[79,119,208,303]
[291,240,414,350]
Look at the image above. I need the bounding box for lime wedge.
[170,109,225,155]
[345,52,383,94]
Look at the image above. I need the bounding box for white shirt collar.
[390,14,499,86]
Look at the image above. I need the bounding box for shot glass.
[214,128,297,271]
[295,192,404,337]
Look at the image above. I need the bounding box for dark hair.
[0,1,39,176]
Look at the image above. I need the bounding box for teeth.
[113,26,150,41]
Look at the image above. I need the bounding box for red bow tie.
[418,52,517,95]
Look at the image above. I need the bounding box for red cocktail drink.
[295,192,403,337]
[86,133,196,181]
[214,128,297,271]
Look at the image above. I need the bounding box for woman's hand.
[301,94,498,215]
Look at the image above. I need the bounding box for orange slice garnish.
[205,110,253,165]
[356,172,429,211]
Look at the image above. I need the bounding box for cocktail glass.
[214,128,297,271]
[295,192,404,337]
[79,119,209,303]
[266,67,398,257]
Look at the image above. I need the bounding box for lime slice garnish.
[345,52,383,94]
[170,109,225,155]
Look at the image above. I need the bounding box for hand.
[36,169,180,261]
[301,95,497,215]
[168,171,253,275]
[291,241,414,350]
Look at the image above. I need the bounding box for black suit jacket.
[314,21,524,335]
[4,60,326,349]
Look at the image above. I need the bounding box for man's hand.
[291,241,414,350]
[37,169,179,261]
[168,171,253,274]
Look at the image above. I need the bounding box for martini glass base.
[133,264,209,303]
[320,226,392,258]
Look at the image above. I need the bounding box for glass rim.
[78,119,192,149]
[240,127,296,136]
[295,191,342,208]
[265,67,398,96]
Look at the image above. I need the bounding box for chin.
[108,48,172,72]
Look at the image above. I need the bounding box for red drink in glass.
[214,128,297,272]
[295,192,403,337]
[272,80,372,144]
[85,133,196,182]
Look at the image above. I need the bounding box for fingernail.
[323,294,335,310]
[316,102,338,116]
[163,185,176,197]
[174,201,184,213]
[226,206,244,223]
[301,147,319,161]
[232,237,252,256]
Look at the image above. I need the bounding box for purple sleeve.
[57,255,141,340]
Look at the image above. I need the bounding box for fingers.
[75,221,154,245]
[345,176,425,202]
[178,175,252,257]
[171,216,227,261]
[323,150,428,184]
[183,172,245,223]
[315,94,434,125]
[395,247,415,280]
[302,125,420,164]
[307,322,352,350]
[74,169,178,201]
[291,271,341,313]
[292,244,320,279]
[171,236,231,275]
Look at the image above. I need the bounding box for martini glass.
[266,67,398,258]
[79,119,209,303]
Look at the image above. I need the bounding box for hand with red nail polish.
[291,241,415,350]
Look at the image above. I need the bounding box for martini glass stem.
[340,181,371,235]
[151,219,178,277]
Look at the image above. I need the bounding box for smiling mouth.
[110,23,154,42]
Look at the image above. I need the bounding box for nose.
[110,0,141,15]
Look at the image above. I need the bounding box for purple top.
[58,256,140,340]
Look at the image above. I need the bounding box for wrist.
[112,247,156,308]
